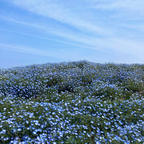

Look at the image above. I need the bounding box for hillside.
[0,61,144,143]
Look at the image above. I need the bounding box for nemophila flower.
[28,112,34,118]
[0,129,6,134]
[0,62,143,143]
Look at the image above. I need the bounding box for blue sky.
[0,0,144,68]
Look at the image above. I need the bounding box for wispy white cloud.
[9,0,111,35]
[7,0,144,38]
[0,26,90,49]
[0,43,78,61]
[0,43,92,61]
[90,0,144,20]
[0,43,56,57]
[0,0,144,64]
[0,15,104,50]
[90,0,144,12]
[1,14,144,63]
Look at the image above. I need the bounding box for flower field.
[0,61,144,143]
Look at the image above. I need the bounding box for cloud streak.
[1,14,144,63]
[0,43,94,61]
[0,0,144,65]
[90,0,144,13]
[0,43,79,61]
[9,0,111,35]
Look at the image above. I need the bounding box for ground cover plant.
[0,61,144,143]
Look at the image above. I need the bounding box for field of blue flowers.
[0,61,144,143]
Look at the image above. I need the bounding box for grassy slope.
[0,61,144,143]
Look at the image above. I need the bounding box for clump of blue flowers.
[0,61,144,143]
